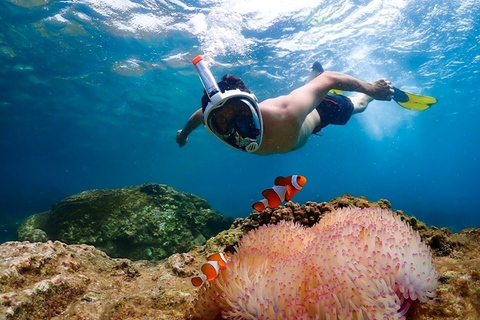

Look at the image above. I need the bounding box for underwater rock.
[18,228,48,242]
[17,183,233,260]
[2,195,479,319]
[0,240,190,320]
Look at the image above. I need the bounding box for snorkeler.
[176,56,437,155]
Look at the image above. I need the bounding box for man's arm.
[176,108,203,147]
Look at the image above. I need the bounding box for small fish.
[252,175,307,211]
[191,252,229,287]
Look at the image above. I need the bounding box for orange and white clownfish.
[252,175,307,211]
[191,252,229,287]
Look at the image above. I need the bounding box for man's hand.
[369,79,394,101]
[176,129,188,147]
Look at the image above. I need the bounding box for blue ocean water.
[1,0,479,243]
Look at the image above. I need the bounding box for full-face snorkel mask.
[193,55,263,153]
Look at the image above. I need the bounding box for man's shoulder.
[259,95,290,110]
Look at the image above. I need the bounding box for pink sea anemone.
[187,207,438,320]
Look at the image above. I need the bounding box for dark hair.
[201,74,251,112]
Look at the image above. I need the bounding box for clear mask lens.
[206,95,262,152]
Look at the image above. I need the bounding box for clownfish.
[191,252,229,287]
[252,175,307,211]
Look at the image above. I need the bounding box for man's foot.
[312,61,324,73]
[307,61,325,83]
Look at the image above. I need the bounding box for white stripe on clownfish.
[290,175,302,190]
[252,175,307,212]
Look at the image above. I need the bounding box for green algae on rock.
[17,183,233,260]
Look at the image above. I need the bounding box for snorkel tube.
[192,55,220,100]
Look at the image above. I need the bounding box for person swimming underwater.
[176,56,436,155]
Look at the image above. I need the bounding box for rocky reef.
[1,194,479,319]
[17,183,233,261]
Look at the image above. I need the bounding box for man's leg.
[350,93,374,114]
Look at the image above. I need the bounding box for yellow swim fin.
[329,89,343,95]
[393,87,437,111]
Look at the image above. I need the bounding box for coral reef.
[1,195,479,319]
[234,194,455,258]
[234,194,392,229]
[188,207,438,319]
[17,183,233,260]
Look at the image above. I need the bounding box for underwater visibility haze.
[1,0,479,242]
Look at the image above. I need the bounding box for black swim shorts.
[312,94,354,134]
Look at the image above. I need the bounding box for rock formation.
[17,183,233,260]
